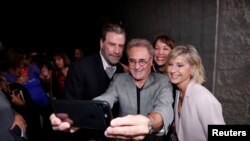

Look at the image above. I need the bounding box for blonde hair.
[167,45,205,84]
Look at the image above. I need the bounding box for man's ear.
[149,57,153,65]
[100,39,104,49]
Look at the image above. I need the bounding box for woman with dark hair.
[152,35,175,74]
[52,52,71,99]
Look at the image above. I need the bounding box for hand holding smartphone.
[52,100,113,130]
[11,89,25,106]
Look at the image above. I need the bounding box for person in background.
[50,38,174,141]
[0,74,27,141]
[152,35,175,74]
[3,48,49,108]
[2,48,51,141]
[74,47,84,61]
[39,59,54,100]
[2,72,43,141]
[167,45,225,141]
[52,52,71,99]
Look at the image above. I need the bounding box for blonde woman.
[167,45,225,141]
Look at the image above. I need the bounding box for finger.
[105,125,148,137]
[105,130,132,140]
[132,135,146,140]
[58,122,70,131]
[110,115,147,127]
[105,133,145,141]
[70,127,79,133]
[56,113,69,120]
[50,114,62,125]
[110,115,137,127]
[64,118,74,125]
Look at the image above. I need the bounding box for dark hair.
[53,52,71,68]
[100,23,126,41]
[153,35,175,49]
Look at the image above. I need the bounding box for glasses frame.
[128,57,152,67]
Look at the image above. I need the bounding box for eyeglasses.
[128,57,152,66]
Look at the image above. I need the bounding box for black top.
[63,53,124,100]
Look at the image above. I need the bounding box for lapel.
[93,54,111,85]
[175,81,195,134]
[143,73,154,88]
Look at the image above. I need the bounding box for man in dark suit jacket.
[63,53,125,100]
[60,23,126,141]
[63,23,126,100]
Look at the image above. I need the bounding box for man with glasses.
[50,39,174,140]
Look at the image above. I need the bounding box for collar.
[100,51,117,70]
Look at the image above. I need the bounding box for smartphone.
[51,100,113,130]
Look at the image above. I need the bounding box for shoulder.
[113,73,131,81]
[190,84,212,96]
[189,83,220,104]
[150,72,170,82]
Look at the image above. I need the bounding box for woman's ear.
[191,65,196,77]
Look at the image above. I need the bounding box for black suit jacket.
[61,53,124,141]
[63,53,124,100]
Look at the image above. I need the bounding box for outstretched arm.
[105,112,163,140]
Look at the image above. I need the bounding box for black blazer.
[63,53,124,100]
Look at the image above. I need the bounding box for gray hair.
[126,38,154,57]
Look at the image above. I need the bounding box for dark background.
[0,1,118,56]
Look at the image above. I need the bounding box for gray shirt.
[94,72,174,134]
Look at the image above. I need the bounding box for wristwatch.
[147,116,154,134]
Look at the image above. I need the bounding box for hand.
[104,115,149,140]
[11,91,25,106]
[50,113,79,133]
[11,113,26,133]
[17,75,28,84]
